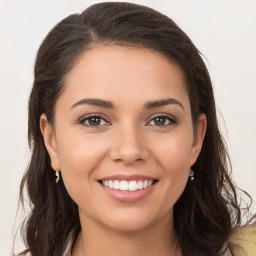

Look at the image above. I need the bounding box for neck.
[72,210,182,256]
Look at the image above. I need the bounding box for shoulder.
[62,225,256,256]
[229,223,256,256]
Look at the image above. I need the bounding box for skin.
[40,46,207,256]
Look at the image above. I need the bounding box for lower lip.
[101,183,157,203]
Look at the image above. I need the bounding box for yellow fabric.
[229,223,256,256]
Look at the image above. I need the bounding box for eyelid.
[146,113,177,126]
[77,113,177,128]
[77,114,111,127]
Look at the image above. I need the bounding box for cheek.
[56,132,108,200]
[57,130,107,171]
[156,133,193,173]
[154,134,192,203]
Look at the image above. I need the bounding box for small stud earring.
[55,171,60,183]
[189,169,194,181]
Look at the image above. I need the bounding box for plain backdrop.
[0,0,255,255]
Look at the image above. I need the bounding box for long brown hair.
[15,2,251,256]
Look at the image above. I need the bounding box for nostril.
[109,142,149,165]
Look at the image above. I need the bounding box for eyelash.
[78,114,177,128]
[147,114,177,127]
[78,114,110,128]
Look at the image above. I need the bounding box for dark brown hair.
[15,2,250,256]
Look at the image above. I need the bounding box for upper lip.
[99,174,158,181]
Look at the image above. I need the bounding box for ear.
[190,113,207,166]
[40,113,61,172]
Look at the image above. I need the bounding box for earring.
[55,171,60,183]
[189,169,194,181]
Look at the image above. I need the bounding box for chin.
[103,217,154,233]
[97,207,168,233]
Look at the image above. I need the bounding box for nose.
[109,124,149,165]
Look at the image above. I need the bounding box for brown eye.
[88,116,101,126]
[148,115,176,127]
[153,117,166,126]
[79,115,108,127]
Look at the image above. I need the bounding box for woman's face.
[41,46,206,232]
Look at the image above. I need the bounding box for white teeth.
[143,180,148,189]
[128,181,137,191]
[108,180,114,189]
[119,180,129,190]
[114,180,119,189]
[137,180,144,189]
[101,179,155,191]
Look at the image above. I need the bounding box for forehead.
[60,45,189,109]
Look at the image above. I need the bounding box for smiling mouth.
[98,179,158,191]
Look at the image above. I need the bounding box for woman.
[16,2,255,256]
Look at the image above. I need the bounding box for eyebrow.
[70,98,184,111]
[145,98,184,111]
[71,98,114,109]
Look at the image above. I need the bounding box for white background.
[0,0,255,255]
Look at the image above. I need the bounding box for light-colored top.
[63,224,256,256]
[63,238,72,256]
[229,223,256,256]
[62,234,244,256]
[62,241,234,256]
